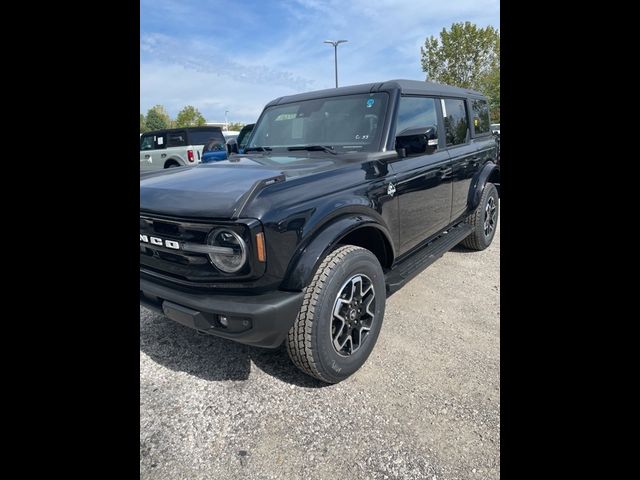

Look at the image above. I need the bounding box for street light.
[224,110,229,130]
[324,39,348,88]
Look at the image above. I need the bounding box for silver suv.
[140,126,226,170]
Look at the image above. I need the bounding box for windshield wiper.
[244,146,272,153]
[287,145,337,155]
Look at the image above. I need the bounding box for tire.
[165,162,180,168]
[461,182,499,250]
[286,245,386,383]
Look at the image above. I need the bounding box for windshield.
[249,93,388,153]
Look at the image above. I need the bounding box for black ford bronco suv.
[140,80,500,383]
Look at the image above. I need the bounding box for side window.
[441,98,469,146]
[471,99,491,135]
[189,130,225,146]
[154,133,166,150]
[167,131,187,147]
[238,125,254,150]
[140,135,154,151]
[396,96,438,135]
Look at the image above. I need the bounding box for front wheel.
[286,245,386,383]
[461,182,499,250]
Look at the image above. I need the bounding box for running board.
[385,223,473,296]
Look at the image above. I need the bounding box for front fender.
[280,215,394,291]
[467,161,499,211]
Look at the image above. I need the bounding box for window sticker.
[366,98,375,108]
[157,136,164,145]
[275,113,297,121]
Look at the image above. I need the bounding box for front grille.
[139,215,251,284]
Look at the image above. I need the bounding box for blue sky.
[140,0,499,124]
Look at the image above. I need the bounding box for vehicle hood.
[139,154,349,219]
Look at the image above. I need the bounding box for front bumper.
[140,277,303,348]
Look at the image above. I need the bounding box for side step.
[385,223,473,296]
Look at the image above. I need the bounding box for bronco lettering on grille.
[140,234,180,250]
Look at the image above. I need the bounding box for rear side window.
[395,97,438,135]
[189,130,225,146]
[167,131,187,147]
[441,98,469,146]
[471,99,491,135]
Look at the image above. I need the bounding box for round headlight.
[207,229,247,273]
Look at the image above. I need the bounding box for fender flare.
[280,214,395,291]
[467,161,499,211]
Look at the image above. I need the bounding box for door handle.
[161,153,167,158]
[144,154,150,159]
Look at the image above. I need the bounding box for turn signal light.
[187,149,195,162]
[256,232,266,262]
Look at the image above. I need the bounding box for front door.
[389,96,453,255]
[139,133,155,170]
[139,132,167,170]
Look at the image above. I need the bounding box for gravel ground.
[140,220,499,480]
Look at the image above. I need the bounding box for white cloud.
[141,0,499,123]
[140,62,307,123]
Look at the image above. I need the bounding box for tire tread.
[286,245,365,382]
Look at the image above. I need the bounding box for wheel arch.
[467,161,500,211]
[280,215,395,291]
[164,157,185,168]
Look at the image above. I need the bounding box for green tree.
[145,105,172,131]
[227,122,245,131]
[175,105,206,128]
[478,67,500,122]
[421,22,500,121]
[140,114,149,133]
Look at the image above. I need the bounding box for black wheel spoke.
[331,274,376,357]
[484,196,497,237]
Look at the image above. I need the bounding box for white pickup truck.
[140,126,226,171]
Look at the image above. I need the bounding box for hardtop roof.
[266,79,485,107]
[142,126,223,136]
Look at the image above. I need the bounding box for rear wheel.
[165,161,180,168]
[286,245,386,383]
[461,182,499,250]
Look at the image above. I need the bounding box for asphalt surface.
[140,220,500,479]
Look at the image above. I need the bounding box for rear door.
[389,96,454,255]
[441,98,478,220]
[166,130,188,165]
[469,97,497,173]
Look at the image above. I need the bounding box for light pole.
[324,39,348,88]
[224,110,229,130]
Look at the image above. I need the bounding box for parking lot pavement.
[140,221,499,480]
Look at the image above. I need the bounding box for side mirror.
[395,126,438,157]
[226,139,239,155]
